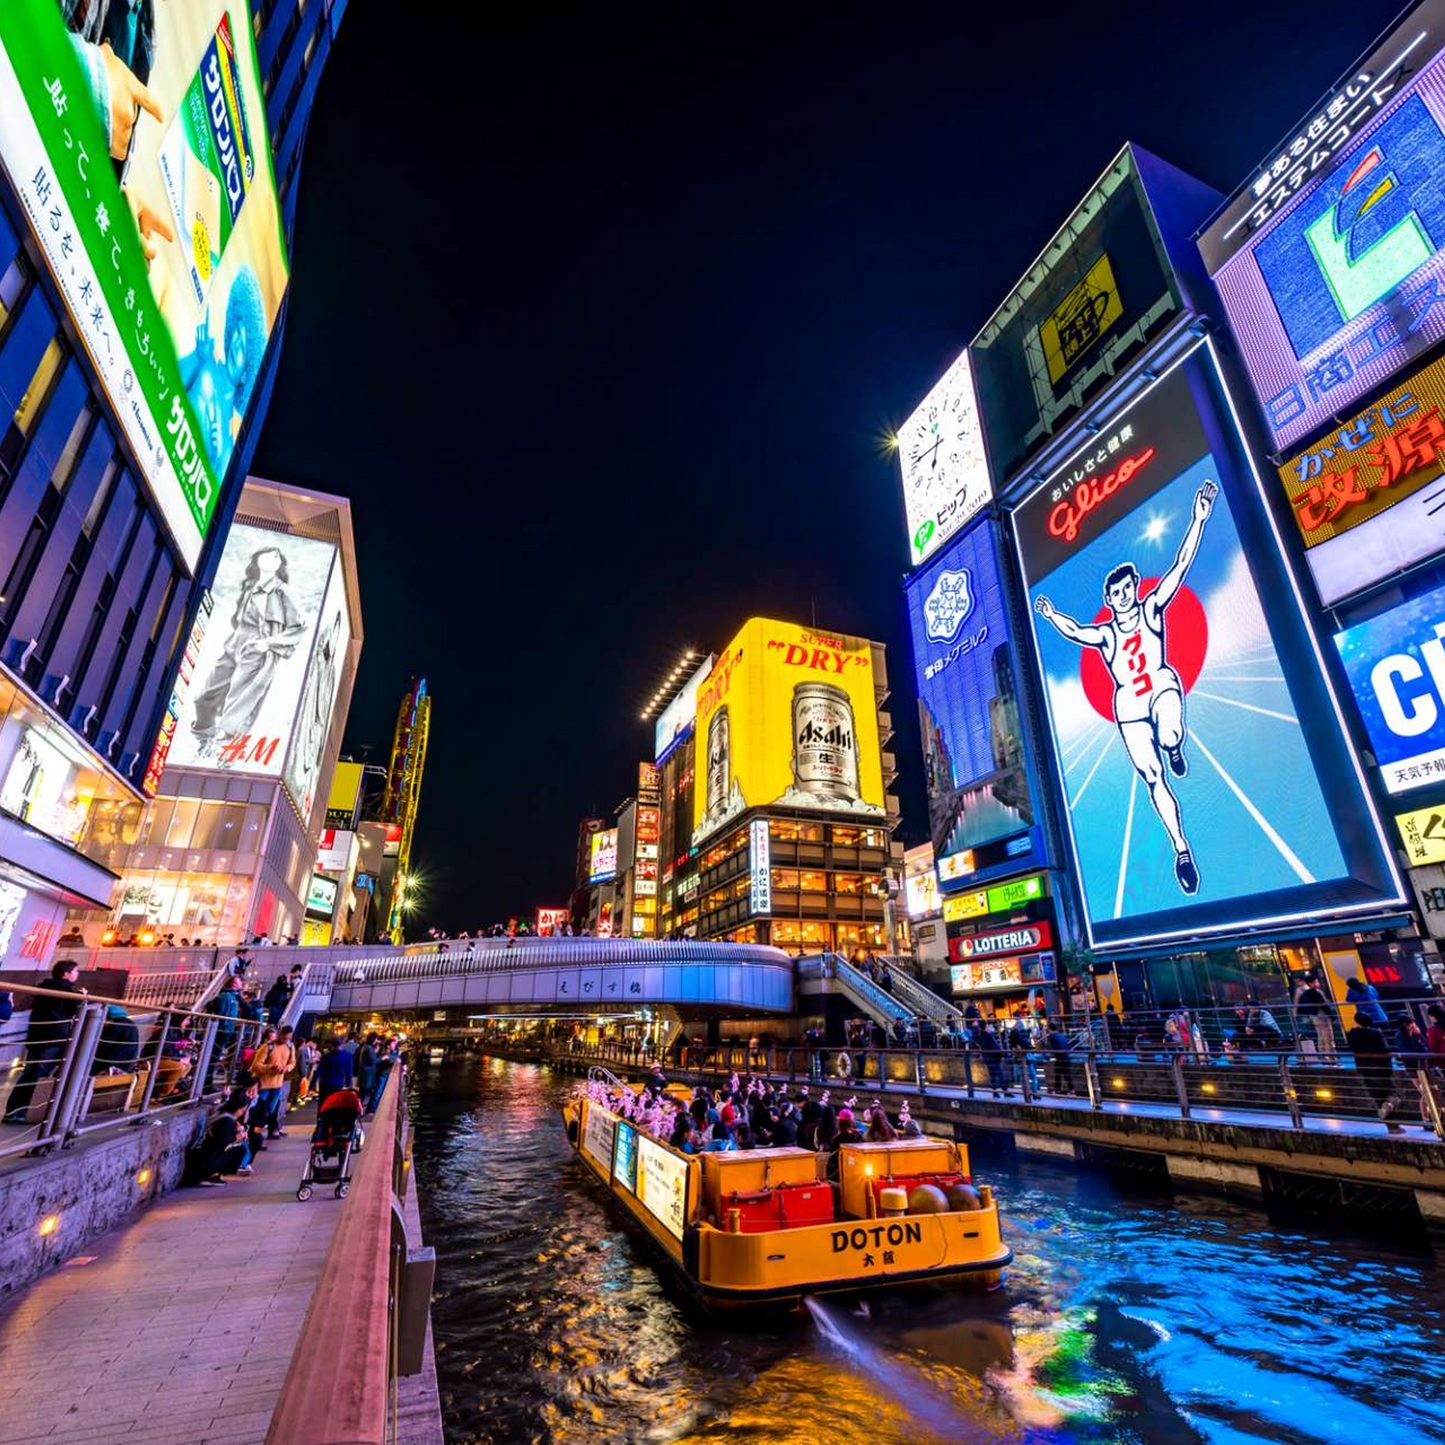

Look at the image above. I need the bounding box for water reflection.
[410,1058,1445,1445]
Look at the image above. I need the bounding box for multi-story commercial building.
[102,477,361,943]
[687,617,901,953]
[0,1,345,965]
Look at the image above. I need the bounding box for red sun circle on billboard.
[1080,580,1208,721]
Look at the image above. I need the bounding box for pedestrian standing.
[1294,975,1333,1057]
[252,1026,296,1138]
[1347,1014,1403,1131]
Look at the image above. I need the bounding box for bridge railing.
[0,979,275,1163]
[536,1035,1445,1140]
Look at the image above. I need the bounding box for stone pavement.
[0,1115,346,1445]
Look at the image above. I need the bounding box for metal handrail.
[825,954,912,1024]
[0,977,275,1162]
[534,1036,1445,1140]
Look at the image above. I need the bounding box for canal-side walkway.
[0,1124,340,1445]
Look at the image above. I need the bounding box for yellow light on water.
[38,1214,59,1237]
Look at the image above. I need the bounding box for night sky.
[252,0,1399,932]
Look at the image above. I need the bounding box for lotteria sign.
[949,920,1052,962]
[1334,583,1445,793]
[1201,0,1445,450]
[1012,342,1403,949]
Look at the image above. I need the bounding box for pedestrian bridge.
[89,937,797,1017]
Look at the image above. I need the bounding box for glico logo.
[1047,449,1155,545]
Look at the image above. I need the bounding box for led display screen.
[1203,4,1445,451]
[588,827,619,883]
[1334,583,1445,794]
[1013,344,1401,948]
[692,619,886,848]
[654,657,714,763]
[164,523,340,783]
[1278,351,1445,604]
[284,551,351,823]
[906,519,1035,877]
[0,1,288,570]
[612,1120,638,1192]
[904,866,940,919]
[972,148,1181,486]
[896,348,991,567]
[305,874,337,916]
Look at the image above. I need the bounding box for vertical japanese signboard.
[749,817,771,915]
[0,1,289,571]
[1012,344,1401,949]
[1201,0,1445,451]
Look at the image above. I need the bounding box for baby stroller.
[297,1088,363,1201]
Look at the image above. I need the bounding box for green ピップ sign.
[0,0,288,572]
[985,873,1045,914]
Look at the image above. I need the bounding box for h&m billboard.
[1202,0,1445,451]
[1011,341,1401,950]
[905,517,1038,878]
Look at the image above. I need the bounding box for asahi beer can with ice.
[706,706,731,816]
[791,682,861,801]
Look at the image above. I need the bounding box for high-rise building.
[0,1,346,966]
[102,477,361,944]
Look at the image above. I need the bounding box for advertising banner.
[582,1104,617,1173]
[949,954,1054,993]
[904,865,941,919]
[1014,344,1401,948]
[654,657,714,763]
[164,523,339,781]
[588,828,618,884]
[1334,583,1445,793]
[896,348,991,566]
[692,618,886,847]
[906,518,1035,877]
[284,550,350,822]
[1202,1,1445,450]
[949,920,1052,960]
[535,906,570,935]
[1395,803,1445,865]
[612,1120,638,1192]
[142,591,214,794]
[316,828,355,874]
[1279,353,1445,603]
[972,148,1181,485]
[305,874,337,917]
[0,1,288,571]
[636,1136,688,1241]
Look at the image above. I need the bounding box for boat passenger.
[707,1121,737,1152]
[864,1102,896,1142]
[643,1063,667,1095]
[669,1112,698,1153]
[771,1101,799,1146]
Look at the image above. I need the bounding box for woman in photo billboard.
[289,605,343,814]
[190,545,309,759]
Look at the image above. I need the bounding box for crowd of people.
[586,1063,923,1182]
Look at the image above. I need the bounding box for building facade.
[0,0,346,966]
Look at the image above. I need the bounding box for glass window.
[0,258,24,328]
[831,825,861,846]
[240,803,266,851]
[191,801,224,849]
[10,337,62,439]
[138,796,174,847]
[212,803,242,852]
[771,819,823,842]
[165,797,200,848]
[81,456,119,537]
[49,403,91,496]
[835,873,862,895]
[771,868,799,889]
[798,870,827,892]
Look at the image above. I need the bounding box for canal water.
[409,1057,1445,1445]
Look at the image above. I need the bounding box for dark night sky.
[252,0,1400,931]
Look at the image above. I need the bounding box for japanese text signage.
[0,1,289,572]
[1014,346,1399,949]
[949,953,1054,993]
[906,518,1036,881]
[636,1136,688,1241]
[1279,352,1445,604]
[582,1105,617,1172]
[1395,804,1445,865]
[588,828,619,884]
[1335,583,1445,793]
[896,348,992,566]
[985,873,1046,914]
[942,890,989,922]
[749,818,772,915]
[1202,2,1445,450]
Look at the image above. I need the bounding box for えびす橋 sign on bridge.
[1009,342,1403,952]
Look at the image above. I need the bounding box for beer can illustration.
[791,683,860,800]
[706,706,731,817]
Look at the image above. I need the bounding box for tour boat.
[561,1088,1011,1311]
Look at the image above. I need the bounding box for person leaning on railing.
[3,959,83,1124]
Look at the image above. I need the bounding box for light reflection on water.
[410,1057,1445,1445]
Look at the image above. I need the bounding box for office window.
[0,336,62,474]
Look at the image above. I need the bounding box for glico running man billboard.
[906,518,1037,878]
[164,523,341,800]
[0,1,289,571]
[1013,343,1402,949]
[1200,0,1445,452]
[692,618,886,848]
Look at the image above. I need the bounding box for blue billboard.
[1335,584,1445,795]
[906,520,1036,877]
[1011,342,1403,950]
